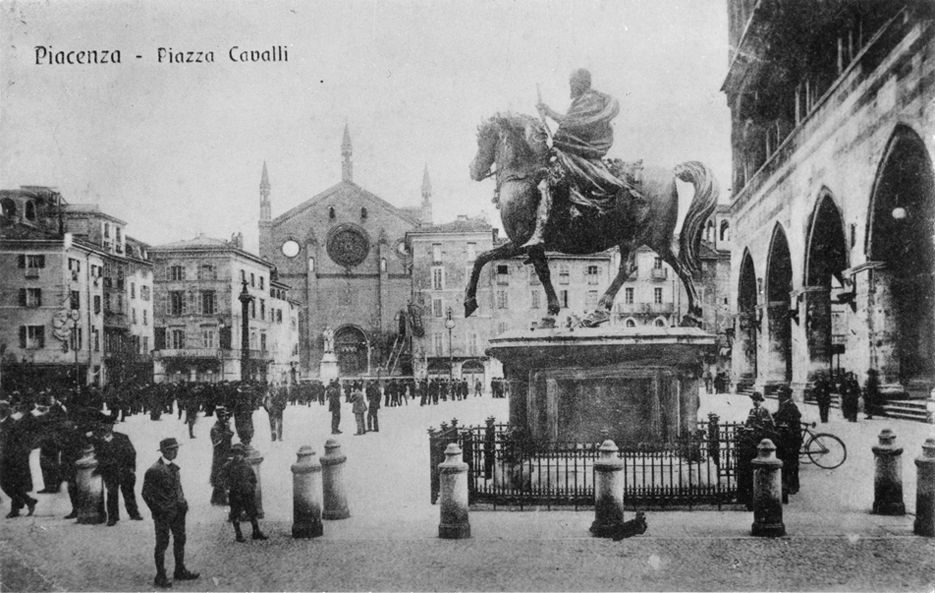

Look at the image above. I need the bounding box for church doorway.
[737,250,758,385]
[334,326,368,376]
[765,225,793,386]
[867,125,935,389]
[804,194,849,379]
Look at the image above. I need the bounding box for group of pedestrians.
[811,368,880,423]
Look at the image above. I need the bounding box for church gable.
[272,181,418,229]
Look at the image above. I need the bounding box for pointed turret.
[341,123,353,183]
[420,163,433,226]
[259,161,271,221]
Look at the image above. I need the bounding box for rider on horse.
[525,68,628,248]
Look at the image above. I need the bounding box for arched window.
[380,257,387,272]
[706,220,715,242]
[308,257,315,273]
[654,317,667,327]
[1,198,15,219]
[361,207,368,219]
[24,201,36,221]
[625,318,636,328]
[328,206,336,220]
[719,220,731,242]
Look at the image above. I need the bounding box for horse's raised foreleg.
[528,245,560,317]
[581,243,636,327]
[464,241,526,318]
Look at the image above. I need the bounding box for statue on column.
[322,327,335,354]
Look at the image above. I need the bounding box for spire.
[341,123,353,183]
[259,161,271,222]
[420,163,433,226]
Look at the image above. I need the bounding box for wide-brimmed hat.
[158,437,180,452]
[750,391,765,402]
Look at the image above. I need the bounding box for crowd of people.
[810,368,879,423]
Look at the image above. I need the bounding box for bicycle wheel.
[806,433,847,469]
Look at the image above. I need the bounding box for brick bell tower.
[258,161,272,259]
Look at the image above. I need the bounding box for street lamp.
[70,309,81,388]
[445,306,455,382]
[218,317,226,381]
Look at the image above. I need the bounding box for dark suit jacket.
[142,459,187,519]
[95,432,137,479]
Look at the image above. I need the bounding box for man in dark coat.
[210,407,234,506]
[774,386,802,497]
[0,400,38,518]
[94,417,143,525]
[327,380,342,435]
[221,443,267,542]
[142,438,199,588]
[366,381,381,433]
[813,375,832,423]
[864,368,880,420]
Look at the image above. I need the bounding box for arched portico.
[736,250,758,387]
[765,225,793,389]
[866,125,935,392]
[334,325,369,376]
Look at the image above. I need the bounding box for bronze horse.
[466,112,719,326]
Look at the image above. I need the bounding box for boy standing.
[223,443,268,542]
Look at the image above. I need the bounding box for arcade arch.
[334,325,368,376]
[866,125,935,388]
[765,225,793,386]
[736,250,758,382]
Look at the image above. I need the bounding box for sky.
[0,0,731,252]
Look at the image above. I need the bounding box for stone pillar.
[438,443,470,539]
[590,440,625,537]
[872,428,905,515]
[291,445,323,538]
[321,439,350,520]
[914,438,935,536]
[751,439,785,537]
[75,445,105,525]
[245,444,265,519]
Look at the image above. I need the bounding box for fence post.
[75,445,105,524]
[914,438,935,536]
[291,445,323,538]
[321,438,350,520]
[462,428,474,504]
[872,428,905,515]
[484,417,495,480]
[428,427,440,504]
[438,443,470,539]
[751,439,785,537]
[590,440,625,537]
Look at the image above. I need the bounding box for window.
[276,309,283,323]
[433,298,443,317]
[360,207,368,219]
[432,267,445,290]
[625,318,637,328]
[625,287,634,304]
[250,273,255,287]
[201,291,216,315]
[94,295,101,314]
[560,290,569,308]
[529,267,540,285]
[328,206,336,220]
[130,283,136,299]
[116,293,124,315]
[202,328,216,349]
[132,308,137,324]
[653,257,663,269]
[468,333,478,356]
[432,244,442,263]
[259,276,265,290]
[70,327,82,351]
[531,290,541,309]
[497,322,508,335]
[466,242,476,261]
[251,300,256,319]
[103,222,110,238]
[558,263,570,285]
[92,328,100,352]
[654,318,667,327]
[433,333,444,356]
[587,265,600,285]
[141,286,150,301]
[260,333,267,353]
[143,309,148,325]
[68,258,81,273]
[496,265,509,285]
[170,329,185,349]
[142,336,149,354]
[654,287,663,304]
[586,290,599,310]
[260,299,266,320]
[240,269,246,282]
[169,291,186,316]
[169,265,185,281]
[19,288,41,308]
[19,254,45,277]
[496,290,508,309]
[19,325,45,349]
[199,264,216,280]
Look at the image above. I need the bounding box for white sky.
[1,0,731,252]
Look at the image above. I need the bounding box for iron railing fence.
[429,416,741,510]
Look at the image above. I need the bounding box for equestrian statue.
[465,68,719,327]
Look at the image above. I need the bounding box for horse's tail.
[674,161,720,275]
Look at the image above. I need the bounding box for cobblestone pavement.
[1,393,934,592]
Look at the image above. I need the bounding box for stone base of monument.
[487,326,716,449]
[319,352,339,383]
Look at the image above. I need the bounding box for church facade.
[258,126,431,376]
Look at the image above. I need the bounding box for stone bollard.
[751,439,785,537]
[914,438,935,536]
[291,445,324,538]
[321,439,350,520]
[75,445,105,524]
[590,440,625,537]
[244,444,265,519]
[872,428,905,515]
[438,443,470,539]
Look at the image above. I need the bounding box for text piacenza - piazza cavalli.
[34,45,290,65]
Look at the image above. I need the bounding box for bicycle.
[798,422,847,469]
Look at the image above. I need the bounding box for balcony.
[155,348,272,361]
[650,268,668,280]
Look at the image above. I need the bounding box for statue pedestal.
[487,326,716,448]
[320,352,339,382]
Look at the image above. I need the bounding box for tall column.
[239,280,254,381]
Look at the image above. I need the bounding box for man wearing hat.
[0,399,38,518]
[210,407,234,506]
[93,416,143,525]
[221,443,267,542]
[744,391,775,432]
[142,438,199,588]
